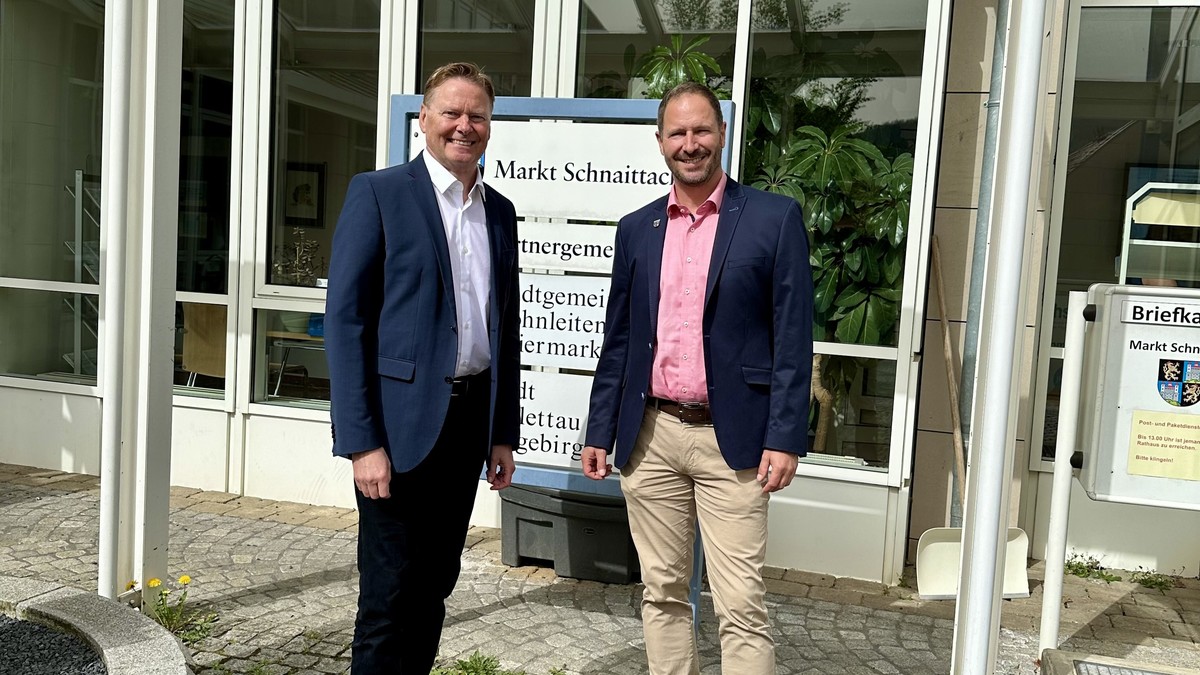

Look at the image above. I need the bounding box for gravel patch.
[0,614,106,675]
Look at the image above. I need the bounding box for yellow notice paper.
[1128,410,1200,481]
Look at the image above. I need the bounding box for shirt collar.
[422,151,487,201]
[667,172,727,218]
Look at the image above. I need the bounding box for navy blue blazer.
[584,178,814,470]
[324,154,521,472]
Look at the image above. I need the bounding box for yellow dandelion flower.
[147,578,161,588]
[178,575,191,585]
[125,580,137,591]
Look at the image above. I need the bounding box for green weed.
[1130,567,1177,592]
[1064,553,1122,583]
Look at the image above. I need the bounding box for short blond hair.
[423,62,495,107]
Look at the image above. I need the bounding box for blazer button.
[444,376,454,384]
[451,325,457,333]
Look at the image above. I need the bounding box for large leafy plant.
[747,99,912,455]
[752,126,911,346]
[635,34,723,99]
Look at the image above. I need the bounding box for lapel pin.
[652,218,661,228]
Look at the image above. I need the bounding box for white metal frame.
[1030,0,1200,475]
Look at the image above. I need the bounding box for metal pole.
[1039,291,1088,652]
[98,0,133,600]
[956,0,1012,528]
[951,0,1048,671]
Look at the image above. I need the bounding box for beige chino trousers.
[620,407,774,675]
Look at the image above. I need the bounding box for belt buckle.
[450,378,469,397]
[677,401,709,425]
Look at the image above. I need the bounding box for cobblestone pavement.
[1,463,1198,674]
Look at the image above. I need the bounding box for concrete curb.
[0,575,193,675]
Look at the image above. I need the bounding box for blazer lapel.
[484,190,506,344]
[408,154,456,305]
[705,180,746,310]
[646,208,668,336]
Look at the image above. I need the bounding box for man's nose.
[454,114,471,133]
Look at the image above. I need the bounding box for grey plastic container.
[499,485,640,584]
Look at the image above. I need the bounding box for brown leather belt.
[648,397,712,424]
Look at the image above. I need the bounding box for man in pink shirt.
[582,82,814,674]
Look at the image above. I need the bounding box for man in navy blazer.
[582,82,813,673]
[325,63,519,674]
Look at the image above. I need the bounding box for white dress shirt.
[422,152,492,377]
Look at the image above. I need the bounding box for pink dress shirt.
[649,173,727,404]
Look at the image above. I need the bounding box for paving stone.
[1111,614,1174,636]
[2,469,1198,675]
[784,569,836,588]
[1124,603,1184,622]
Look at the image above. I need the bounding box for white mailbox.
[1079,284,1200,511]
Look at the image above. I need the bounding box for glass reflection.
[176,301,226,396]
[807,356,895,470]
[256,308,330,404]
[179,0,235,294]
[577,0,735,99]
[1042,7,1200,459]
[0,288,98,384]
[420,0,536,96]
[0,0,104,284]
[743,0,926,349]
[269,0,379,287]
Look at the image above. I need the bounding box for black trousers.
[351,375,488,674]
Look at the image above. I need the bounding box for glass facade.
[1041,7,1200,459]
[178,0,235,296]
[744,0,927,469]
[268,0,380,288]
[258,308,329,403]
[576,0,735,99]
[420,0,536,96]
[0,0,941,477]
[0,0,104,383]
[0,288,99,382]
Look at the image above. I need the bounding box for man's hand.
[352,447,392,499]
[487,444,516,490]
[757,449,798,493]
[581,446,611,480]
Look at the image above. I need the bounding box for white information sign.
[516,370,593,469]
[519,221,617,274]
[1079,285,1200,511]
[519,273,609,370]
[407,119,667,221]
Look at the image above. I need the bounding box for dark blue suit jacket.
[584,178,813,470]
[324,154,521,472]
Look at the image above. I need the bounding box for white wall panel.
[244,415,354,507]
[0,387,100,473]
[170,406,230,492]
[1032,472,1200,576]
[766,476,891,582]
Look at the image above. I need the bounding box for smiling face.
[418,77,492,185]
[656,92,726,190]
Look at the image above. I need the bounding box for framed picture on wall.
[283,162,325,228]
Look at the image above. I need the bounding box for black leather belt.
[648,397,712,424]
[448,369,489,397]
